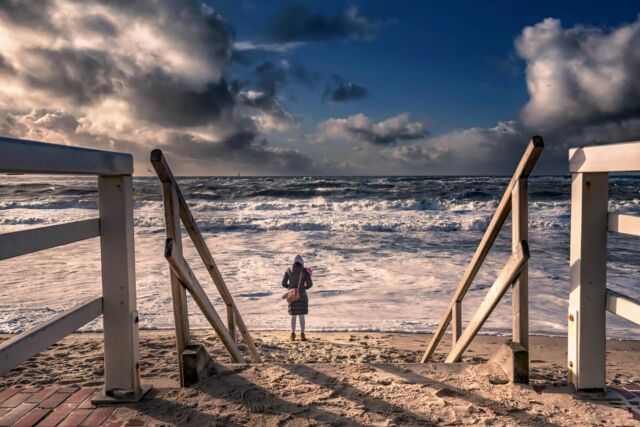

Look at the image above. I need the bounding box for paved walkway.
[0,387,166,427]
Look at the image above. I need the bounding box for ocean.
[1,175,639,339]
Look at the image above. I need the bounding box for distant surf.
[1,175,639,339]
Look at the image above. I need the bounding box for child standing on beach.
[282,255,313,341]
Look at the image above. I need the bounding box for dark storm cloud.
[80,14,119,36]
[163,131,315,174]
[128,68,235,128]
[254,61,316,96]
[24,48,124,105]
[0,0,56,32]
[269,4,379,42]
[323,76,370,102]
[0,54,14,74]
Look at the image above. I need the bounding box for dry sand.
[1,331,639,426]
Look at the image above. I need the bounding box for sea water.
[1,175,639,339]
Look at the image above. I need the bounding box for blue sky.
[1,1,640,174]
[222,0,639,131]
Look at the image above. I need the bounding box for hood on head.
[294,254,304,267]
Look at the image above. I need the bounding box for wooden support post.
[568,172,608,391]
[161,182,190,386]
[227,305,237,343]
[451,301,461,346]
[98,176,147,399]
[511,178,529,382]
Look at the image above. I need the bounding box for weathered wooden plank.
[451,301,461,346]
[0,297,102,376]
[161,182,190,386]
[164,243,244,363]
[511,178,529,350]
[569,141,640,173]
[0,219,99,261]
[568,172,608,391]
[606,289,640,326]
[421,136,543,363]
[227,305,237,343]
[445,241,529,363]
[151,149,262,363]
[98,176,142,395]
[0,137,132,175]
[608,213,640,237]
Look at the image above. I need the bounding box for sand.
[1,331,639,426]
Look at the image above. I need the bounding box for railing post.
[451,301,461,346]
[97,175,149,400]
[227,305,237,343]
[511,178,529,382]
[161,182,191,386]
[568,172,608,391]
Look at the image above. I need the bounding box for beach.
[1,331,639,425]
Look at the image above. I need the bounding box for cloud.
[237,90,297,132]
[0,0,315,175]
[323,76,370,102]
[269,4,380,42]
[318,113,427,145]
[517,17,640,130]
[233,41,304,53]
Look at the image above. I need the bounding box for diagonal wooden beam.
[445,241,529,363]
[421,136,543,363]
[165,239,244,363]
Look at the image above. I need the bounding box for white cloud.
[318,113,426,145]
[517,17,640,129]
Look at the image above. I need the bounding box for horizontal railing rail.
[568,140,640,391]
[0,136,132,175]
[0,137,146,400]
[420,136,543,384]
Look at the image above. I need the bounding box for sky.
[1,1,640,175]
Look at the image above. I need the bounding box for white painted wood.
[511,179,529,350]
[0,137,132,175]
[151,149,262,363]
[98,175,142,394]
[608,213,640,237]
[451,301,461,346]
[0,297,102,376]
[569,141,640,173]
[164,247,244,363]
[568,172,608,391]
[445,242,529,363]
[0,219,99,261]
[161,182,190,386]
[421,136,543,363]
[606,289,640,325]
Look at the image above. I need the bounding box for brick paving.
[0,387,109,426]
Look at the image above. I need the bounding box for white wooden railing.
[420,136,544,384]
[568,141,640,391]
[0,137,148,401]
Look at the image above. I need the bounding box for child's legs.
[299,315,305,333]
[291,314,297,332]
